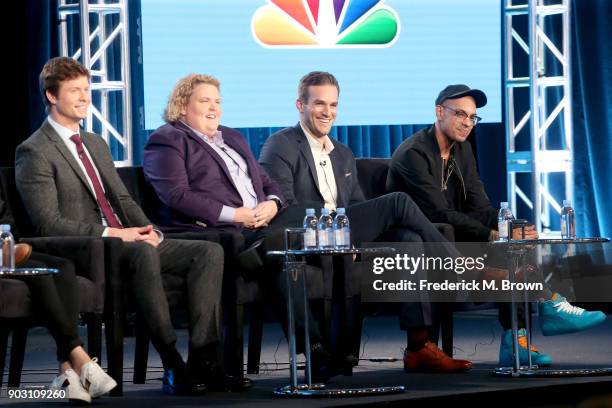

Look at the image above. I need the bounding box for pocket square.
[345,172,352,177]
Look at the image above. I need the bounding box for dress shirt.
[300,122,338,210]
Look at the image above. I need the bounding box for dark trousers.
[243,194,461,344]
[347,192,462,328]
[121,239,224,354]
[18,253,82,362]
[347,192,454,246]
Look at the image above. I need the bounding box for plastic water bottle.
[1,224,16,271]
[317,208,334,250]
[303,208,318,250]
[560,199,576,239]
[497,202,514,241]
[333,208,351,249]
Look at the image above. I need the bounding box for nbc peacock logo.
[252,0,400,48]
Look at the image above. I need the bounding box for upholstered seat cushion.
[0,279,31,318]
[76,276,99,313]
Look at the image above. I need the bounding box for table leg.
[285,259,299,389]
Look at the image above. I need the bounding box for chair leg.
[323,298,333,346]
[247,303,264,374]
[133,317,150,384]
[8,322,28,387]
[105,310,124,396]
[87,313,103,360]
[441,304,454,358]
[0,325,9,388]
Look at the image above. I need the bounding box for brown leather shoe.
[15,243,32,267]
[479,266,508,281]
[403,342,472,373]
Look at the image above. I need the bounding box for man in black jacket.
[260,72,474,374]
[387,84,606,366]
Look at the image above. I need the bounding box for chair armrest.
[21,236,105,285]
[21,236,107,314]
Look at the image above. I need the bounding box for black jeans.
[18,253,82,362]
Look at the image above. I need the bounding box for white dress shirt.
[300,122,338,210]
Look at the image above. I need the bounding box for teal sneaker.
[539,293,606,336]
[499,329,552,367]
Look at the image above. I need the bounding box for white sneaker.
[79,358,117,398]
[50,368,91,404]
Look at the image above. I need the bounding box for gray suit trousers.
[121,238,224,351]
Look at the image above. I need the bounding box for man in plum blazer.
[143,120,284,231]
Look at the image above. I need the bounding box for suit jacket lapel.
[41,121,96,200]
[175,122,238,192]
[293,124,321,192]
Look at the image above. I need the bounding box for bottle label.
[318,230,330,247]
[303,230,317,248]
[498,221,508,240]
[334,228,350,248]
[561,216,567,238]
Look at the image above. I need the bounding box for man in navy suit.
[259,71,473,373]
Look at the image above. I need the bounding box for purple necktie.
[70,134,123,229]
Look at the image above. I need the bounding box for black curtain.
[4,0,58,167]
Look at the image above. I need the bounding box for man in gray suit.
[15,57,250,394]
[259,71,472,373]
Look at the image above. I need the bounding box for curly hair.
[163,74,220,123]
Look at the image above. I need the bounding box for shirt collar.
[300,122,334,155]
[180,120,223,146]
[47,116,81,143]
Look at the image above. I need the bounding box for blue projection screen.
[141,0,501,129]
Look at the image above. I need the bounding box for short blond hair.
[163,74,220,123]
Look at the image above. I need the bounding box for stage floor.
[3,310,612,407]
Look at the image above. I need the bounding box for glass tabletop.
[491,237,609,246]
[0,267,59,277]
[267,247,396,257]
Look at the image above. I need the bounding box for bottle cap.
[336,208,345,214]
[500,202,509,208]
[306,208,315,215]
[563,199,571,207]
[321,208,330,215]
[0,224,11,233]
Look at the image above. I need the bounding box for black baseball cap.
[435,84,487,108]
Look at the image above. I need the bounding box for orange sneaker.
[404,342,473,373]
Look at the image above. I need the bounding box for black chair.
[355,158,456,356]
[0,167,108,388]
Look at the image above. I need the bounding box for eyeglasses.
[440,105,482,126]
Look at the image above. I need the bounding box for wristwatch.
[270,198,282,211]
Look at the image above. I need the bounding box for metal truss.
[503,0,572,233]
[58,0,132,166]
